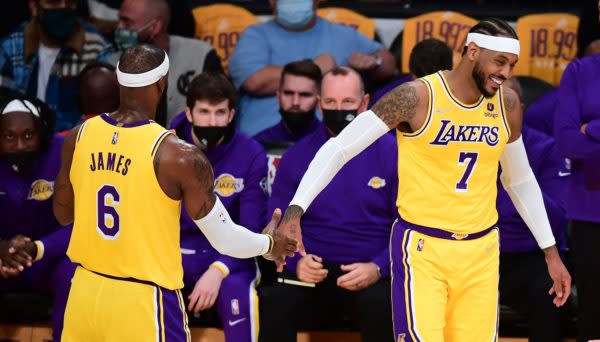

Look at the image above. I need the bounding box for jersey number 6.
[97,184,121,240]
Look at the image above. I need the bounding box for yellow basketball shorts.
[62,266,191,342]
[390,218,499,342]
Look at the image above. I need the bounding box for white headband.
[116,52,170,87]
[465,33,520,56]
[2,99,40,117]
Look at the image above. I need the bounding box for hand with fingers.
[262,208,299,272]
[336,262,381,292]
[544,247,572,307]
[269,205,306,273]
[0,235,35,277]
[296,254,328,284]
[187,266,225,313]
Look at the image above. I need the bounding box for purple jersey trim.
[398,217,497,240]
[100,113,153,128]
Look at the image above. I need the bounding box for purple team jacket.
[496,126,569,253]
[253,119,320,145]
[269,123,398,278]
[171,113,268,274]
[554,55,600,223]
[0,135,71,260]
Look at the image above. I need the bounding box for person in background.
[109,0,223,124]
[371,38,453,106]
[79,61,119,120]
[0,0,112,131]
[497,78,570,342]
[261,67,396,342]
[254,60,321,146]
[229,0,395,136]
[0,95,75,342]
[170,72,268,342]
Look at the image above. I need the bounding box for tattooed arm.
[53,126,79,225]
[276,82,429,267]
[155,135,297,259]
[501,86,524,143]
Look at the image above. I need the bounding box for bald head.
[119,0,170,33]
[322,67,364,95]
[80,63,119,114]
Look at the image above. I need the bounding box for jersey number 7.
[456,152,478,192]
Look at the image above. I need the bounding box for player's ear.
[466,43,478,62]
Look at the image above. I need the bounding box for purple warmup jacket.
[524,88,558,136]
[0,135,71,260]
[269,123,398,277]
[554,55,600,223]
[171,113,268,274]
[496,126,568,253]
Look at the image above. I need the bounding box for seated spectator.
[260,67,397,342]
[170,73,268,342]
[0,95,75,341]
[108,0,223,125]
[79,61,119,120]
[497,78,570,342]
[254,60,321,145]
[371,38,453,106]
[229,0,395,136]
[0,0,112,131]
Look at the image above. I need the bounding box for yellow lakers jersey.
[514,13,579,85]
[192,4,258,73]
[68,114,183,290]
[401,11,477,74]
[317,7,376,39]
[396,72,510,233]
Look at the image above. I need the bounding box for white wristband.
[194,197,270,258]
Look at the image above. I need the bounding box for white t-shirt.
[37,44,60,101]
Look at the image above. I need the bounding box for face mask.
[193,126,229,150]
[322,109,358,135]
[280,108,315,134]
[114,20,155,50]
[40,8,78,43]
[0,151,39,173]
[276,0,314,28]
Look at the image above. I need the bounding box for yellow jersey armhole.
[498,86,512,140]
[150,130,174,157]
[402,78,433,138]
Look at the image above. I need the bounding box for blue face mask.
[276,0,314,28]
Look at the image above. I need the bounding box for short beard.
[472,61,495,98]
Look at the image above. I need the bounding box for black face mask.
[279,108,315,135]
[192,126,230,150]
[0,151,39,173]
[40,8,78,43]
[322,109,358,135]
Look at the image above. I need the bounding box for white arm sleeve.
[194,197,270,258]
[290,110,390,211]
[499,137,556,249]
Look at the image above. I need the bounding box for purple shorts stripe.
[398,218,496,241]
[159,288,190,342]
[391,222,422,342]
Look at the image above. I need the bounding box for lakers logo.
[28,179,54,201]
[368,176,386,189]
[214,173,244,197]
[452,233,469,240]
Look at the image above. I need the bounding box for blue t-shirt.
[229,18,383,136]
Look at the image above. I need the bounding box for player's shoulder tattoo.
[372,82,420,127]
[502,86,519,115]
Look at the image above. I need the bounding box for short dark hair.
[280,60,322,90]
[462,18,519,56]
[409,38,453,78]
[118,44,166,74]
[323,66,365,94]
[79,61,115,79]
[186,72,237,110]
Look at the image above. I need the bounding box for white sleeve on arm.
[289,110,390,211]
[499,137,556,249]
[193,197,271,258]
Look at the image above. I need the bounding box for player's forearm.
[290,111,388,211]
[241,66,283,96]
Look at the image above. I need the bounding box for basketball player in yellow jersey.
[274,18,571,342]
[52,45,297,342]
